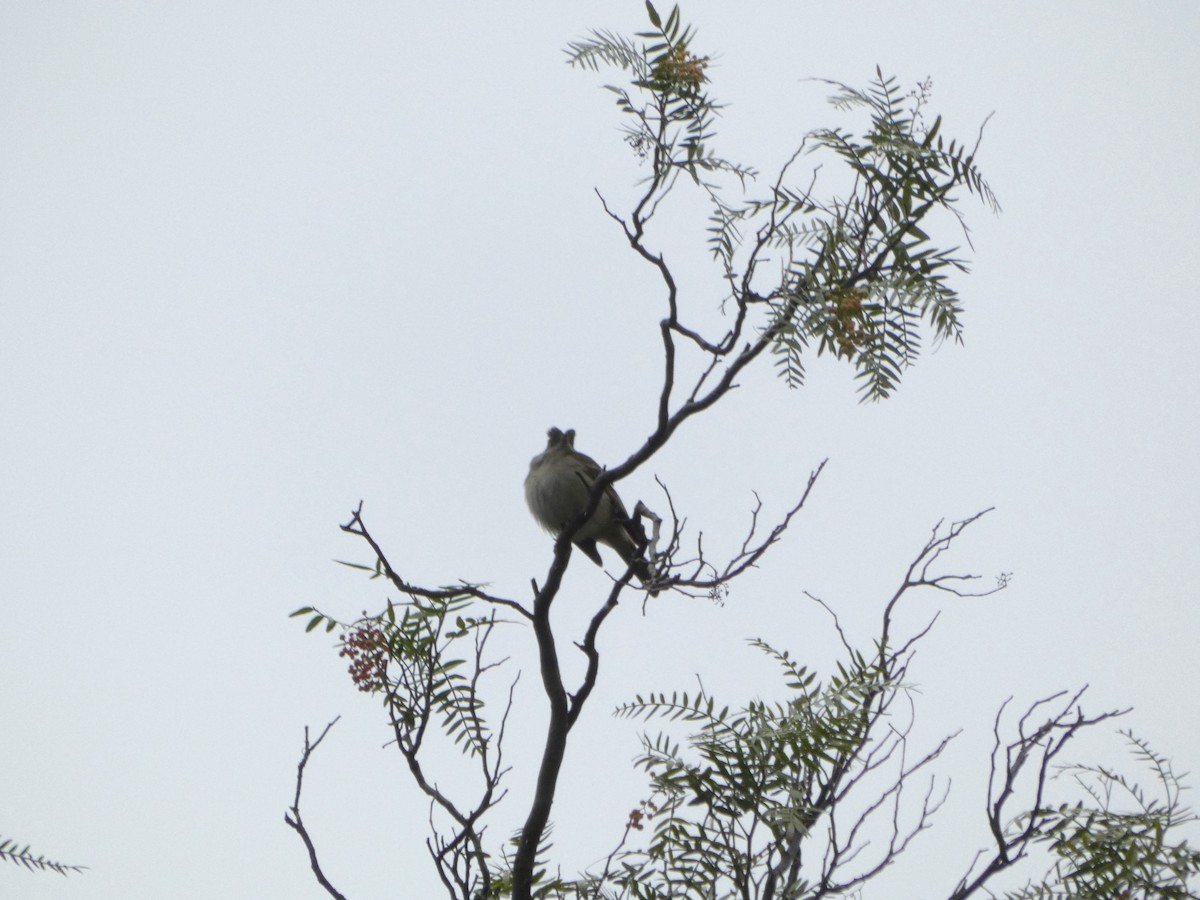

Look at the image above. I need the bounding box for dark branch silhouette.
[284,718,346,900]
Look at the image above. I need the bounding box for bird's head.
[545,427,577,450]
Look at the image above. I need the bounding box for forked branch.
[949,689,1128,899]
[284,718,346,900]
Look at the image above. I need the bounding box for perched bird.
[525,427,657,592]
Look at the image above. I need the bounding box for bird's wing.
[571,457,635,522]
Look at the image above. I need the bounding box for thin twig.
[284,718,346,900]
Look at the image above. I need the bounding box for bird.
[525,427,657,593]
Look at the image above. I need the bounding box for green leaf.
[645,1,661,28]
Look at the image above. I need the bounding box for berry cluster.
[650,45,709,95]
[338,623,389,693]
[827,287,868,360]
[626,799,659,832]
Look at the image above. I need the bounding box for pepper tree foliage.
[568,2,998,401]
[286,5,1200,899]
[0,835,85,877]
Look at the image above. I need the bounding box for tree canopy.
[286,5,1200,899]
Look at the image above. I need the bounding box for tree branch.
[948,689,1129,899]
[341,502,532,621]
[284,718,346,900]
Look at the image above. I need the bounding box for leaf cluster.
[565,2,751,184]
[571,3,999,402]
[592,643,885,898]
[294,591,502,760]
[755,70,998,401]
[0,835,85,876]
[1005,732,1200,899]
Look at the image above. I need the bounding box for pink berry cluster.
[339,623,389,693]
[626,799,658,832]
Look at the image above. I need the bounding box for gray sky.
[3,2,1198,898]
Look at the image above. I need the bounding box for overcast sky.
[3,2,1198,898]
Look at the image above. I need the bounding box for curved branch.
[569,575,627,726]
[669,461,826,592]
[341,503,532,621]
[284,718,347,900]
[511,535,575,896]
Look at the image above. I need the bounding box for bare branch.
[284,718,347,900]
[670,460,827,592]
[341,502,532,621]
[817,728,957,896]
[569,576,626,727]
[948,689,1129,899]
[880,508,999,658]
